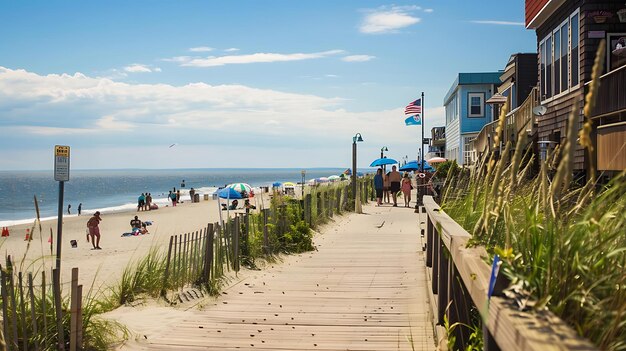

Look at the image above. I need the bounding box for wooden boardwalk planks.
[146,204,434,350]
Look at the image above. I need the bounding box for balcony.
[474,87,538,156]
[590,64,626,118]
[431,127,446,146]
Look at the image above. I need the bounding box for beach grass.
[440,40,625,350]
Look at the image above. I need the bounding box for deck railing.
[474,87,538,157]
[423,195,596,351]
[589,64,626,118]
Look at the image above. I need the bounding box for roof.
[443,72,502,104]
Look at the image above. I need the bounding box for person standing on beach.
[67,204,71,214]
[374,168,384,206]
[145,193,152,211]
[86,211,102,250]
[389,165,402,207]
[176,190,181,203]
[138,193,146,211]
[189,188,195,202]
[169,191,177,206]
[78,203,82,216]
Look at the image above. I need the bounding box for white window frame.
[468,92,485,118]
[539,8,580,104]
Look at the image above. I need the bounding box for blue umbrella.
[217,187,243,199]
[400,160,433,172]
[272,182,282,187]
[370,157,397,167]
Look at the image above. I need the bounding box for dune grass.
[441,40,625,350]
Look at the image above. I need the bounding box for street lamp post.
[352,133,364,202]
[380,146,388,173]
[301,170,306,198]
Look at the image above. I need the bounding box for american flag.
[404,98,422,115]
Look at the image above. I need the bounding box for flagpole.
[421,92,424,173]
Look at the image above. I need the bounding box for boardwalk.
[141,202,434,350]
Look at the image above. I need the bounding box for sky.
[0,0,537,170]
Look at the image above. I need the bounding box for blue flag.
[405,115,421,126]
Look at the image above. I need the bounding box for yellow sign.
[55,145,70,157]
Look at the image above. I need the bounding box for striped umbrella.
[228,183,253,196]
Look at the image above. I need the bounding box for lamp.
[352,133,364,208]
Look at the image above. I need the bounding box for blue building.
[443,72,502,165]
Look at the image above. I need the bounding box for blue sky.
[0,0,536,170]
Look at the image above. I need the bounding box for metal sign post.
[54,145,70,271]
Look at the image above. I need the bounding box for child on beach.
[401,173,412,207]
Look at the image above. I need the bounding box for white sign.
[54,145,70,181]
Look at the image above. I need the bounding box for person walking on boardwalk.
[383,171,391,204]
[401,173,412,207]
[374,168,384,206]
[388,165,401,207]
[86,211,102,250]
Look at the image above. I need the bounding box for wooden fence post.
[7,257,19,351]
[52,268,65,351]
[432,227,439,295]
[70,268,79,351]
[18,272,27,351]
[162,236,174,297]
[437,243,449,325]
[0,265,11,351]
[262,209,270,255]
[233,217,240,272]
[76,284,83,350]
[426,217,434,267]
[203,224,214,284]
[41,271,48,348]
[28,273,40,351]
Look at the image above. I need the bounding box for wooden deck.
[145,203,434,350]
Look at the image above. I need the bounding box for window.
[539,8,580,101]
[554,26,561,94]
[560,21,569,90]
[571,12,579,86]
[468,93,484,117]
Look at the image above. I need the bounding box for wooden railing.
[590,64,626,118]
[423,196,596,351]
[474,88,539,156]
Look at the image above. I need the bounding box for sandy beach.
[1,192,273,289]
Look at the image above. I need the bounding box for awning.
[486,93,508,105]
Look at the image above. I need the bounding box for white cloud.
[189,46,214,52]
[424,8,434,13]
[123,64,161,73]
[325,74,339,78]
[471,20,524,26]
[342,55,375,62]
[224,48,240,52]
[174,50,345,67]
[360,7,421,34]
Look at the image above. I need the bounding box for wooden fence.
[161,178,371,297]
[0,256,83,351]
[422,195,596,350]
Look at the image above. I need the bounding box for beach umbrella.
[426,157,447,164]
[370,157,397,167]
[272,181,282,187]
[217,187,242,199]
[328,175,340,182]
[228,183,252,196]
[399,161,420,172]
[307,179,317,185]
[283,182,296,187]
[318,177,329,183]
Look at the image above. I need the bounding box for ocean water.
[0,168,346,226]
